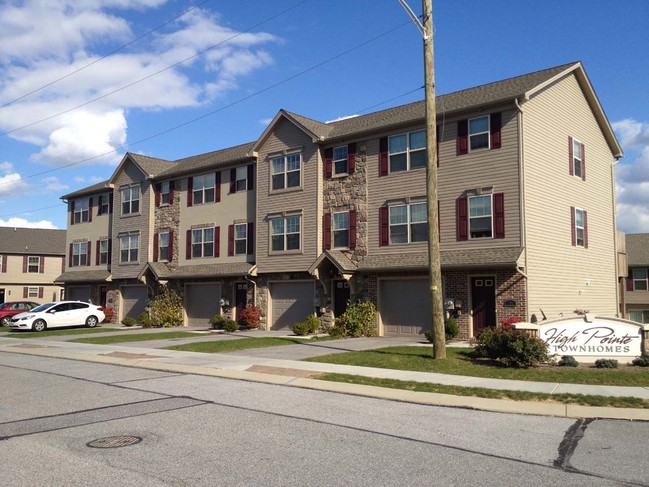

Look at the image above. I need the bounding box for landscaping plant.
[223,320,239,333]
[473,327,551,368]
[121,317,136,327]
[148,286,183,327]
[632,355,649,367]
[329,301,376,337]
[558,355,579,367]
[594,358,618,369]
[292,315,320,336]
[211,315,227,330]
[102,306,115,324]
[238,304,261,329]
[138,311,152,328]
[444,317,459,341]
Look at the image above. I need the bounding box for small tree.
[148,286,183,328]
[238,304,261,329]
[329,301,377,337]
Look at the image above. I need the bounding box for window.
[234,224,247,255]
[98,194,110,215]
[333,146,348,175]
[72,243,88,267]
[157,232,170,261]
[271,215,300,252]
[193,174,216,204]
[469,116,489,151]
[629,310,649,324]
[389,203,427,244]
[574,208,585,247]
[28,287,39,298]
[160,182,171,205]
[192,227,214,258]
[389,130,426,173]
[633,268,648,291]
[271,153,301,190]
[73,198,89,223]
[332,212,350,248]
[469,195,492,238]
[571,138,584,179]
[121,186,140,215]
[119,233,139,263]
[99,239,109,265]
[235,167,247,192]
[28,256,40,273]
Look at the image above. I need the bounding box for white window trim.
[99,194,110,214]
[332,211,350,249]
[574,207,586,247]
[119,233,139,263]
[192,174,216,205]
[270,215,301,253]
[158,232,170,261]
[270,153,302,192]
[632,268,648,292]
[389,202,427,244]
[468,194,494,239]
[333,146,348,176]
[572,137,583,178]
[234,223,247,255]
[28,287,39,298]
[235,166,248,192]
[73,198,90,223]
[72,243,88,267]
[388,130,426,173]
[192,227,214,258]
[160,182,171,205]
[121,185,140,215]
[27,255,41,273]
[468,115,490,152]
[99,239,109,265]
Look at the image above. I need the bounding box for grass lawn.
[166,336,334,353]
[71,331,208,344]
[4,327,127,338]
[306,346,649,387]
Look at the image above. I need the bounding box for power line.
[0,0,211,110]
[1,0,310,137]
[0,203,66,219]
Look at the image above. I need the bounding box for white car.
[9,301,105,332]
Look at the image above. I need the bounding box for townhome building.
[57,61,624,339]
[621,233,649,324]
[0,227,66,305]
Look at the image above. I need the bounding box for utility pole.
[399,0,445,358]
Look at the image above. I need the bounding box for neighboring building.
[622,233,649,324]
[0,227,66,304]
[57,62,624,338]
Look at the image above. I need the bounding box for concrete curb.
[3,344,648,421]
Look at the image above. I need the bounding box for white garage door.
[67,286,91,302]
[270,281,314,330]
[380,279,431,335]
[186,283,221,327]
[121,285,149,320]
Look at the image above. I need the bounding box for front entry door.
[471,276,496,335]
[235,283,248,317]
[333,281,350,317]
[0,289,5,304]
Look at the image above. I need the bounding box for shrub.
[473,327,550,368]
[632,355,649,367]
[594,358,618,369]
[238,305,261,329]
[148,286,183,328]
[102,307,115,324]
[292,315,320,336]
[211,314,227,330]
[122,317,136,327]
[331,301,376,337]
[445,317,459,341]
[223,320,239,333]
[138,312,152,328]
[327,325,346,338]
[558,355,579,367]
[500,316,522,330]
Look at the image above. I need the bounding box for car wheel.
[86,316,98,328]
[1,316,10,326]
[32,319,46,332]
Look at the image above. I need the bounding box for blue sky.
[0,0,648,233]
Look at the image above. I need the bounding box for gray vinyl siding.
[256,118,321,273]
[624,290,649,305]
[111,161,153,279]
[66,191,112,273]
[523,73,617,318]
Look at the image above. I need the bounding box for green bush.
[632,355,649,367]
[594,358,618,369]
[211,314,227,329]
[331,301,376,337]
[445,317,459,341]
[558,355,579,367]
[138,312,152,328]
[122,317,136,327]
[473,327,550,368]
[327,325,346,337]
[223,320,239,333]
[148,286,183,328]
[292,315,320,336]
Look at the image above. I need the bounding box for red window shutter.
[436,125,440,167]
[70,200,75,225]
[96,240,100,265]
[186,229,192,259]
[38,287,43,299]
[153,233,159,262]
[230,168,237,194]
[214,226,220,257]
[69,243,73,268]
[169,180,175,203]
[493,193,505,239]
[155,183,161,207]
[457,119,468,155]
[456,197,468,241]
[348,142,356,174]
[379,206,389,246]
[247,222,254,255]
[108,193,113,214]
[324,148,333,178]
[23,255,27,273]
[107,239,112,264]
[568,136,574,176]
[570,206,576,246]
[323,213,332,250]
[247,164,254,191]
[490,112,502,149]
[349,210,357,250]
[627,275,634,291]
[39,256,44,273]
[215,172,221,202]
[581,143,586,181]
[1,255,7,272]
[23,287,27,298]
[228,225,235,256]
[379,137,388,177]
[583,210,588,249]
[187,178,193,207]
[86,242,91,267]
[168,230,174,261]
[88,197,93,222]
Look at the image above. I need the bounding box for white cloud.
[41,176,69,192]
[0,162,28,197]
[612,119,649,148]
[0,218,57,229]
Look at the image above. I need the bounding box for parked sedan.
[9,301,105,332]
[0,301,39,326]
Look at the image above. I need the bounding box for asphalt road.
[1,352,647,486]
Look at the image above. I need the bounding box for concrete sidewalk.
[1,328,648,421]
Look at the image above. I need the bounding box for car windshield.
[0,303,9,310]
[31,303,56,312]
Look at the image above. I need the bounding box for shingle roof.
[128,153,176,177]
[55,270,111,283]
[157,142,256,179]
[0,227,66,255]
[626,234,649,266]
[142,262,253,279]
[61,180,111,200]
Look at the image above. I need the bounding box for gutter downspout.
[611,158,621,317]
[244,274,257,307]
[514,98,530,319]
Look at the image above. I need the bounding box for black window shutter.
[214,227,220,257]
[86,242,91,267]
[88,197,93,222]
[324,148,333,178]
[155,183,161,207]
[215,172,221,202]
[247,222,254,255]
[153,233,159,262]
[379,207,389,246]
[230,168,237,194]
[323,213,331,250]
[379,138,388,177]
[168,231,174,261]
[490,112,502,149]
[247,165,254,191]
[187,178,193,207]
[70,200,75,225]
[186,229,192,259]
[457,120,468,155]
[228,225,235,256]
[349,210,357,250]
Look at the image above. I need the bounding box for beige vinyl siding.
[177,166,256,266]
[2,254,64,285]
[256,118,320,273]
[366,109,521,255]
[66,191,112,272]
[111,161,153,279]
[523,73,617,318]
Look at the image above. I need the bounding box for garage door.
[186,283,221,327]
[121,285,149,320]
[380,279,431,335]
[270,282,314,330]
[67,286,91,302]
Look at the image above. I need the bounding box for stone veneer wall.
[154,185,181,268]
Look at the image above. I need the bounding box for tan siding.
[523,73,617,318]
[66,191,112,273]
[0,254,64,303]
[256,118,320,273]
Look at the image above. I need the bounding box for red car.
[0,301,39,326]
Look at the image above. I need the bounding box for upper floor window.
[389,203,427,244]
[570,137,585,180]
[271,215,300,252]
[633,268,648,291]
[160,182,171,205]
[99,239,109,265]
[121,186,140,215]
[573,207,586,247]
[234,223,247,255]
[72,243,88,267]
[271,153,301,191]
[333,146,348,175]
[389,130,426,173]
[332,212,350,248]
[119,233,139,263]
[192,227,214,258]
[158,232,170,261]
[193,174,216,205]
[73,198,89,223]
[456,192,505,241]
[469,195,492,239]
[457,113,501,155]
[98,194,110,215]
[469,116,490,151]
[28,256,40,273]
[235,167,247,192]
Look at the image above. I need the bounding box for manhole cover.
[87,435,142,448]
